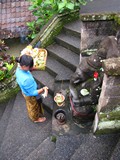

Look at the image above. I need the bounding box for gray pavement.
[80,0,120,14]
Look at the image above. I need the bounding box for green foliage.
[0,40,15,81]
[26,21,37,39]
[27,0,90,39]
[114,15,120,25]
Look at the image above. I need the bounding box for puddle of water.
[4,38,30,57]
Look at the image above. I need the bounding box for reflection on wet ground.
[4,38,29,57]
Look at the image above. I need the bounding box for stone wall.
[80,12,120,134]
[93,62,120,134]
[0,0,35,39]
[80,13,119,51]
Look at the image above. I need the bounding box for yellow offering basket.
[31,48,47,70]
[21,45,47,70]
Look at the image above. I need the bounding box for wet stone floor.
[4,38,28,57]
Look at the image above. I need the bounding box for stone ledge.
[103,57,120,75]
[80,12,120,22]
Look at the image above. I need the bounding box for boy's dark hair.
[15,55,34,68]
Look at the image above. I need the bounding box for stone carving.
[69,35,120,117]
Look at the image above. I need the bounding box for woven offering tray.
[31,48,47,70]
[54,93,65,106]
[21,45,47,70]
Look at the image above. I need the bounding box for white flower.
[80,89,89,96]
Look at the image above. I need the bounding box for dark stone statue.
[69,35,120,118]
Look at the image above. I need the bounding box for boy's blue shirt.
[15,67,38,96]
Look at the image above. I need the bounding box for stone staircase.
[0,19,120,160]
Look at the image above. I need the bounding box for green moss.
[114,14,120,25]
[40,21,63,48]
[99,107,120,121]
[0,66,19,103]
[30,9,79,48]
[80,13,116,21]
[0,85,20,103]
[80,12,120,25]
[51,135,57,143]
[95,120,120,134]
[81,49,97,56]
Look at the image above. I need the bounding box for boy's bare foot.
[34,117,46,123]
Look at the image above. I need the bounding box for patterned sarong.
[23,95,44,121]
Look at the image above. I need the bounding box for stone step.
[0,92,52,160]
[25,137,56,160]
[46,56,74,81]
[32,70,55,113]
[0,97,16,147]
[63,20,81,38]
[55,33,80,54]
[9,122,52,160]
[47,44,79,71]
[70,133,120,160]
[42,93,54,113]
[110,137,120,160]
[32,70,55,95]
[47,135,83,160]
[0,101,8,121]
[54,80,70,93]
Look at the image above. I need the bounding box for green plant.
[0,40,15,81]
[27,0,91,39]
[51,135,57,143]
